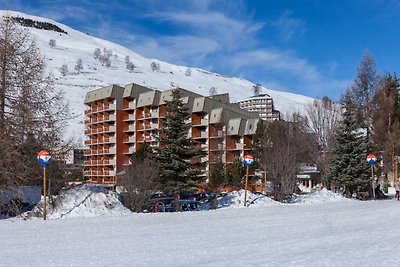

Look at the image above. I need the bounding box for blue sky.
[1,0,400,100]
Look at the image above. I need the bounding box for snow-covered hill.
[1,10,316,142]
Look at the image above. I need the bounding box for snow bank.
[218,190,280,208]
[25,184,131,219]
[218,188,352,209]
[291,188,355,204]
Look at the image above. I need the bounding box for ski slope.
[1,10,316,141]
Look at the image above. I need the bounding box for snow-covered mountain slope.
[1,10,316,142]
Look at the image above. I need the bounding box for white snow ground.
[1,187,399,266]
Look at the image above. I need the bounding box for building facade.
[84,83,260,186]
[237,94,280,122]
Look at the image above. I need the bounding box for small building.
[237,94,280,122]
[296,163,321,193]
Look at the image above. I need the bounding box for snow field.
[2,186,400,266]
[2,199,400,266]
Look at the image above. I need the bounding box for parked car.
[144,197,175,212]
[176,199,200,212]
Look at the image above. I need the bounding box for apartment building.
[237,94,280,122]
[84,83,260,186]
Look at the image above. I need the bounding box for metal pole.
[263,170,267,194]
[371,165,375,199]
[244,166,249,206]
[43,167,47,220]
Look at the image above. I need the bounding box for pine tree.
[208,160,226,189]
[156,89,206,192]
[329,91,371,197]
[131,141,151,161]
[226,158,244,188]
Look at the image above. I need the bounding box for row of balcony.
[84,147,116,156]
[84,159,116,166]
[84,103,116,115]
[84,126,116,135]
[84,170,116,177]
[137,123,158,131]
[84,136,116,145]
[137,110,159,119]
[84,114,116,125]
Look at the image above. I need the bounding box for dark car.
[176,199,200,211]
[144,197,175,212]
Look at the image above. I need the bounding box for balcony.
[193,118,208,126]
[97,114,116,123]
[193,131,208,139]
[227,143,244,150]
[124,101,136,110]
[84,159,116,166]
[123,124,135,132]
[151,110,159,118]
[123,146,135,154]
[95,136,116,144]
[97,125,116,134]
[123,113,135,122]
[86,147,116,156]
[123,135,135,143]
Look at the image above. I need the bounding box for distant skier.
[395,181,400,201]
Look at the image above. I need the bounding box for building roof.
[84,85,125,104]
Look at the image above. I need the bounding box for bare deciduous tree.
[209,87,217,96]
[124,55,130,64]
[74,58,83,74]
[150,61,160,72]
[120,158,160,212]
[48,39,56,48]
[126,62,135,72]
[253,115,316,201]
[0,15,70,187]
[306,97,341,184]
[59,64,68,76]
[253,83,261,96]
[93,48,101,59]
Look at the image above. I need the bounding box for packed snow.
[1,186,399,266]
[0,10,316,142]
[23,184,130,220]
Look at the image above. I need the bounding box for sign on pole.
[243,154,254,206]
[37,150,52,220]
[367,154,377,165]
[366,154,376,199]
[38,150,52,168]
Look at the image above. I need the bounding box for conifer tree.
[329,91,370,197]
[156,89,206,192]
[208,160,226,189]
[226,158,244,188]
